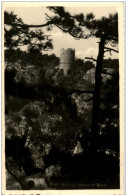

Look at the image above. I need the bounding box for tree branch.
[104,47,119,53]
[85,57,97,62]
[45,13,77,38]
[45,13,89,40]
[27,21,53,28]
[68,89,94,95]
[101,71,115,77]
[12,21,53,29]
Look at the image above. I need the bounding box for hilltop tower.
[60,48,75,76]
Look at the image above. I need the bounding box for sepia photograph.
[2,2,125,193]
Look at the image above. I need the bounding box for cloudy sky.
[5,4,119,60]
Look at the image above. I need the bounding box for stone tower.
[60,48,75,76]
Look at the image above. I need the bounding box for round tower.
[60,48,75,76]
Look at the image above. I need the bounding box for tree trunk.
[91,36,106,137]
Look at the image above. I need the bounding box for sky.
[5,4,119,60]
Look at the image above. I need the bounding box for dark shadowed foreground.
[5,53,119,189]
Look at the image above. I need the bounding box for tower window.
[68,69,72,75]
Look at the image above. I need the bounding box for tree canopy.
[4,11,53,50]
[47,7,118,44]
